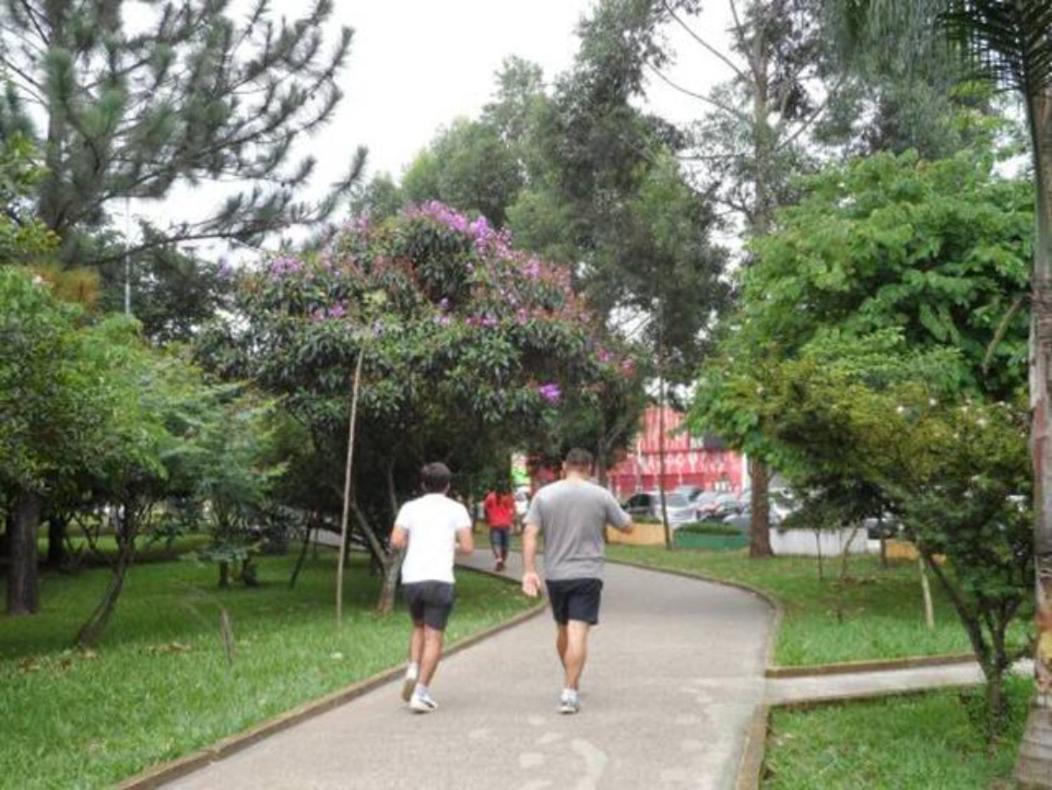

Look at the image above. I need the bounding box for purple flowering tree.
[198,201,641,611]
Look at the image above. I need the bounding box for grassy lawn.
[764,678,1032,789]
[1,551,531,789]
[33,532,211,565]
[605,545,978,666]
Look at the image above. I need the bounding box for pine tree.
[0,0,365,267]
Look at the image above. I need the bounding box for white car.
[623,491,696,527]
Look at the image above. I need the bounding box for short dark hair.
[421,462,452,493]
[564,448,593,472]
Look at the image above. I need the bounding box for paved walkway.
[166,551,773,790]
[767,659,1035,705]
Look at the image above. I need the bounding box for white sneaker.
[409,693,439,713]
[401,670,418,702]
[558,693,580,715]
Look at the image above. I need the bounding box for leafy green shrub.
[676,522,742,536]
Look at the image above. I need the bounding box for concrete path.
[166,551,773,790]
[767,659,1036,705]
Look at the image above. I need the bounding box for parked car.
[696,492,745,520]
[675,484,704,501]
[863,513,900,540]
[623,491,696,527]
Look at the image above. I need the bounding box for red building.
[607,406,744,498]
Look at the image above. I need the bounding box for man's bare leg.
[556,624,568,668]
[419,625,445,686]
[563,620,590,691]
[402,623,424,701]
[409,623,424,664]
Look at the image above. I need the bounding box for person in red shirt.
[483,483,516,571]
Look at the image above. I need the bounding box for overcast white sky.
[135,0,738,255]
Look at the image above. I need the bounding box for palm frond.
[833,0,1052,97]
[941,0,1052,97]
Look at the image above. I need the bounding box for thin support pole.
[336,349,365,624]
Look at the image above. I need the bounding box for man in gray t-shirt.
[522,448,633,715]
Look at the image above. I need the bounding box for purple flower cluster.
[268,255,304,278]
[407,201,512,257]
[465,314,499,328]
[522,258,542,279]
[597,348,613,364]
[469,215,512,256]
[409,201,471,233]
[310,302,348,323]
[537,382,562,404]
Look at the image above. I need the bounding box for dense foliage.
[198,201,642,602]
[692,146,1034,733]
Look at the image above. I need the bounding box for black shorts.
[546,578,603,626]
[403,581,454,630]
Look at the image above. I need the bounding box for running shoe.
[409,693,439,713]
[558,694,580,715]
[401,668,418,702]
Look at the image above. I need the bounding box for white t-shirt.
[396,493,472,584]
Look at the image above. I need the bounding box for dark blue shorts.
[546,577,603,626]
[403,581,454,630]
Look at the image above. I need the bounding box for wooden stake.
[336,348,365,624]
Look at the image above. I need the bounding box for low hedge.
[675,521,742,536]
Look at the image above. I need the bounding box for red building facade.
[607,406,744,498]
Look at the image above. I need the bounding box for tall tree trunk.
[46,514,66,568]
[377,551,404,615]
[336,348,365,624]
[746,33,775,560]
[288,512,315,590]
[1018,85,1052,789]
[748,458,773,557]
[39,7,67,237]
[6,490,41,615]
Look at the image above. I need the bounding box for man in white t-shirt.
[389,462,474,713]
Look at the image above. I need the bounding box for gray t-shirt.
[525,479,632,581]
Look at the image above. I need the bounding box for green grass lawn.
[605,545,982,666]
[764,678,1032,789]
[1,551,531,789]
[33,532,211,565]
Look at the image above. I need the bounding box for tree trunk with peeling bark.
[1018,84,1052,789]
[6,490,40,615]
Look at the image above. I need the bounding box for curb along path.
[164,551,773,790]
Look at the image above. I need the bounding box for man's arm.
[455,526,474,554]
[521,521,542,597]
[390,525,409,550]
[606,493,634,534]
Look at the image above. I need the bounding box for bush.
[676,522,742,536]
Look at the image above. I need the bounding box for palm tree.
[831,1,1052,784]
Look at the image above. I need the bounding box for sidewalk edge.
[119,574,543,790]
[765,652,977,678]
